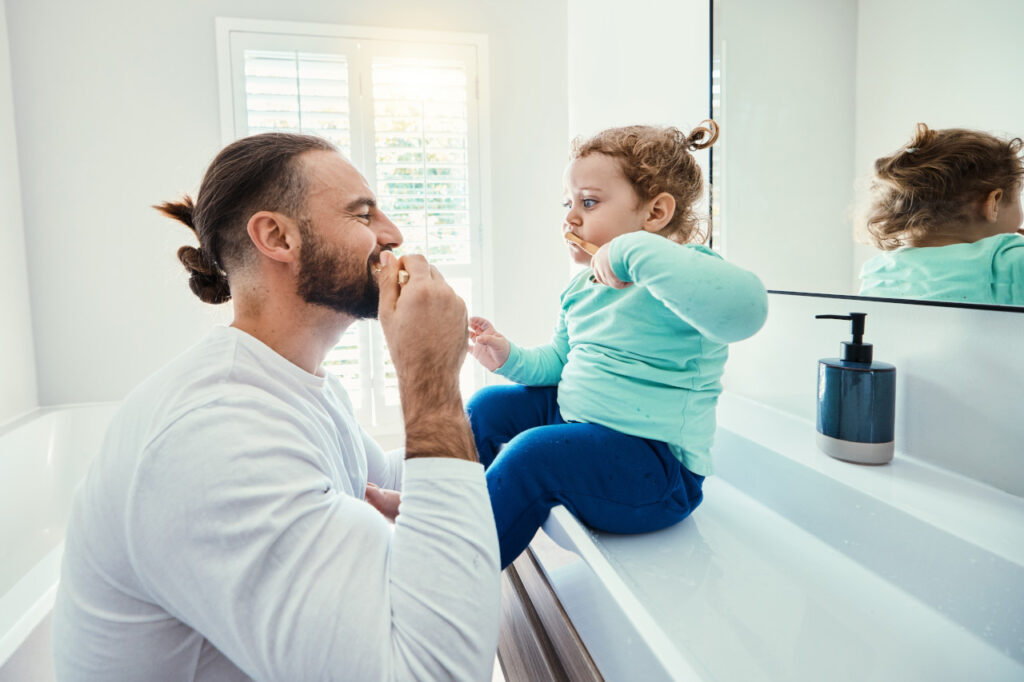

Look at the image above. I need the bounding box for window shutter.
[370,57,473,407]
[371,58,472,266]
[243,50,352,156]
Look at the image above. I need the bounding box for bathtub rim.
[0,400,121,438]
[0,401,120,669]
[0,544,62,668]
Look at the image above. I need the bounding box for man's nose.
[375,212,403,248]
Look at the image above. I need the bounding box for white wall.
[724,293,1024,497]
[6,0,568,406]
[567,0,709,138]
[716,0,857,293]
[0,0,37,425]
[567,0,710,258]
[851,0,1024,280]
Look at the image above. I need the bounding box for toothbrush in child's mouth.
[564,231,599,255]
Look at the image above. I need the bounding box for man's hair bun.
[177,245,231,304]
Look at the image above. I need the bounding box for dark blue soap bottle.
[814,313,896,464]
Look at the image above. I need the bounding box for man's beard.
[296,219,381,319]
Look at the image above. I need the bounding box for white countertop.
[714,393,1024,567]
[536,393,1024,682]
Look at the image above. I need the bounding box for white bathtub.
[0,403,119,675]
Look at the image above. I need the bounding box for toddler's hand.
[468,316,511,372]
[590,243,632,289]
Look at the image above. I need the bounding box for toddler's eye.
[562,200,572,209]
[582,198,597,208]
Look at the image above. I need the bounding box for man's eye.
[358,213,372,221]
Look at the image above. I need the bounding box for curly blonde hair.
[570,121,720,244]
[866,123,1024,250]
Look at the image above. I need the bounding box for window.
[217,19,489,436]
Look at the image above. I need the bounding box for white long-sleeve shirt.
[52,326,500,681]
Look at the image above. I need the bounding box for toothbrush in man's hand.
[374,264,411,285]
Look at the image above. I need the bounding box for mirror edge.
[767,290,1024,314]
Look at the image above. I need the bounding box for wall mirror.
[711,0,1024,311]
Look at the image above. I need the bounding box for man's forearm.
[376,252,478,463]
[404,405,477,462]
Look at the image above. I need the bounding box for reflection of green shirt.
[859,233,1024,306]
[496,231,768,476]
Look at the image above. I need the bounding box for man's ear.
[981,188,1004,223]
[641,192,677,233]
[247,211,300,263]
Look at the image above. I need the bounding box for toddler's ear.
[642,192,676,232]
[981,188,1004,223]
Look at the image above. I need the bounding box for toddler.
[467,122,768,568]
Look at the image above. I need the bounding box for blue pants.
[467,384,705,569]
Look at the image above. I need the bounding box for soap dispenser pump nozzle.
[815,312,873,363]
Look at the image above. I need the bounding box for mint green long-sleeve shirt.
[496,231,768,476]
[858,233,1024,305]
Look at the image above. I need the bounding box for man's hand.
[468,317,511,372]
[364,482,401,522]
[375,251,477,461]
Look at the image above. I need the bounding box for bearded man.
[51,133,500,681]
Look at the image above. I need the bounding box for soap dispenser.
[814,313,896,464]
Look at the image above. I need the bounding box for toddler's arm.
[993,236,1024,305]
[609,231,768,343]
[491,309,570,386]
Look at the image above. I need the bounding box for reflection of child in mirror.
[466,122,769,569]
[859,123,1024,305]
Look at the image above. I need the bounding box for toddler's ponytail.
[684,119,720,151]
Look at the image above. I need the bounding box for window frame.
[215,17,493,441]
